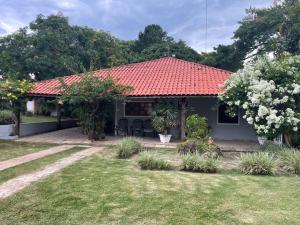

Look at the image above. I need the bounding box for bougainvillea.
[219,55,300,141]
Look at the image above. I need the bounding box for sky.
[0,0,273,52]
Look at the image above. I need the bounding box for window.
[218,104,239,124]
[125,102,152,117]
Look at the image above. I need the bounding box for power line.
[205,0,207,52]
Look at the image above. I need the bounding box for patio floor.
[17,127,258,152]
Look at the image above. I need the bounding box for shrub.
[181,154,219,173]
[0,110,14,125]
[239,152,276,175]
[116,137,142,158]
[278,148,300,175]
[150,102,178,134]
[177,139,221,158]
[177,139,201,155]
[138,151,171,170]
[186,114,209,139]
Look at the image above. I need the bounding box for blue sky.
[0,0,272,52]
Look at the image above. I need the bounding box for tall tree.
[200,44,244,72]
[135,24,168,52]
[234,0,300,59]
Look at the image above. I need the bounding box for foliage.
[181,154,219,173]
[0,14,125,80]
[200,44,244,72]
[177,139,221,158]
[277,148,300,175]
[59,72,131,140]
[0,110,14,125]
[0,79,32,134]
[138,151,172,170]
[150,102,178,134]
[234,0,300,59]
[219,55,300,143]
[239,152,276,175]
[185,114,209,139]
[116,137,142,159]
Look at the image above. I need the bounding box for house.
[29,57,258,141]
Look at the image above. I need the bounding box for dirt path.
[0,145,76,172]
[0,147,103,199]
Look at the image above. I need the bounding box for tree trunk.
[283,132,292,147]
[15,109,21,137]
[180,98,187,140]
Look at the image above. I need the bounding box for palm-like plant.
[150,102,178,135]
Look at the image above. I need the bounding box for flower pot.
[159,134,172,143]
[257,136,267,145]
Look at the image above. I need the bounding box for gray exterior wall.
[20,120,77,137]
[187,97,257,141]
[115,96,257,141]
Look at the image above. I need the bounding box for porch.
[17,127,258,152]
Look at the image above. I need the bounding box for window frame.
[217,103,240,125]
[123,101,153,118]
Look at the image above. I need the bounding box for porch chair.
[131,119,144,136]
[143,119,155,137]
[115,118,129,136]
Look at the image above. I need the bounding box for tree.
[200,44,244,72]
[0,14,125,81]
[219,55,300,146]
[59,72,131,140]
[0,28,31,80]
[234,0,300,59]
[0,79,32,135]
[135,24,168,52]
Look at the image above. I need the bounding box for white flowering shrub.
[219,55,300,139]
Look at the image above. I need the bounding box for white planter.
[257,136,267,145]
[159,134,172,143]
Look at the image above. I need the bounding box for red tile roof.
[29,57,230,97]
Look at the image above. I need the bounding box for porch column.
[114,101,118,136]
[180,98,187,140]
[56,102,62,130]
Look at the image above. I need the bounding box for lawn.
[0,141,56,161]
[0,147,299,225]
[21,115,58,123]
[0,146,86,184]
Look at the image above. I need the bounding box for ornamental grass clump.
[116,137,142,159]
[0,110,14,125]
[181,154,219,173]
[138,151,172,170]
[239,152,276,175]
[278,148,300,175]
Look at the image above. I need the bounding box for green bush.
[138,151,171,170]
[186,114,209,139]
[239,152,276,175]
[177,139,221,158]
[0,110,14,125]
[116,137,142,159]
[181,154,219,173]
[278,149,300,175]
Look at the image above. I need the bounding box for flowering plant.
[0,79,32,102]
[219,55,300,144]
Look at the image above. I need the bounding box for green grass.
[0,141,57,161]
[0,147,299,225]
[21,115,58,123]
[0,146,86,184]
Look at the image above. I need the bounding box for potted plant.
[151,102,178,143]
